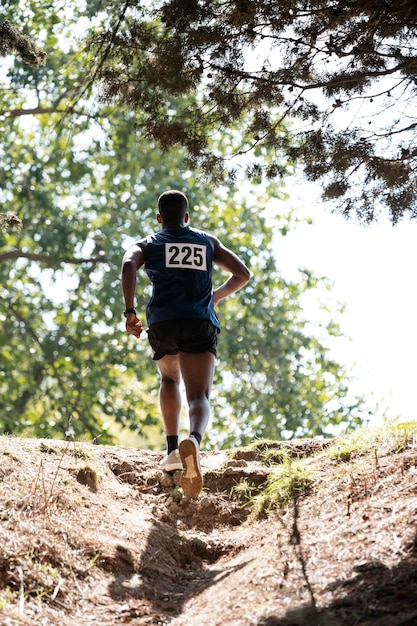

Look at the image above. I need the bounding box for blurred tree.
[0,0,370,446]
[0,0,166,442]
[0,17,44,226]
[83,0,417,223]
[202,196,368,447]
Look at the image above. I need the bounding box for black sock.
[166,435,179,455]
[190,431,202,446]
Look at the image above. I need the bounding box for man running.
[121,190,251,497]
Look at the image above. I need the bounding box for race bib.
[165,243,207,271]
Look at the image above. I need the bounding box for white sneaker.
[160,449,183,472]
[179,436,203,497]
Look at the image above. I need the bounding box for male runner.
[121,190,250,497]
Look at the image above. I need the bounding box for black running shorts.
[147,318,219,360]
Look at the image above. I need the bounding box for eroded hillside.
[0,429,416,625]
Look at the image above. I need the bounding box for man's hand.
[125,313,144,339]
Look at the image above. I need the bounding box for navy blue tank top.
[141,226,220,329]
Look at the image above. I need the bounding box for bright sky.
[275,179,417,427]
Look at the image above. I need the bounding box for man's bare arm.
[211,238,251,306]
[121,243,146,338]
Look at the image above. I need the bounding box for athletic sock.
[166,435,179,455]
[190,431,202,446]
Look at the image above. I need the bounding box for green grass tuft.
[249,459,312,520]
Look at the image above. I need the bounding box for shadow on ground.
[259,530,417,626]
[107,516,249,622]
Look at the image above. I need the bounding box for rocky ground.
[0,428,416,625]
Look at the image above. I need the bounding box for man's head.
[157,190,189,228]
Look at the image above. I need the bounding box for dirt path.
[0,433,416,625]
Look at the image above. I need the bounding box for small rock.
[159,473,174,488]
[167,502,182,515]
[225,459,248,468]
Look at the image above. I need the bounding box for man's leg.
[179,351,215,440]
[156,355,184,474]
[156,354,181,436]
[178,351,215,497]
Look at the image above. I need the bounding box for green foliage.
[209,239,369,446]
[84,0,417,222]
[0,0,373,447]
[0,0,163,442]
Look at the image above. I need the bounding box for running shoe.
[179,436,203,497]
[159,449,183,472]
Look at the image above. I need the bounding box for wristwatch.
[123,308,137,317]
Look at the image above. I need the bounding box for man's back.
[142,226,219,328]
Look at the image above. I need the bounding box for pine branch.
[0,20,46,68]
[0,213,23,232]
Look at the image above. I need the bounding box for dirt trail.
[0,434,416,625]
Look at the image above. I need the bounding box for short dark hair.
[157,190,188,221]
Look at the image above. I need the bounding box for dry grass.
[0,424,416,625]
